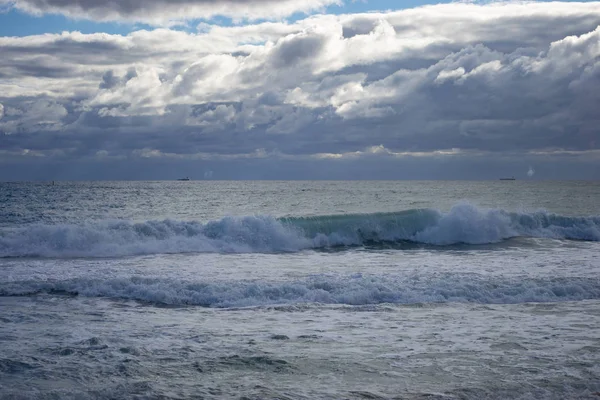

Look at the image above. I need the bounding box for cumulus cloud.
[0,0,340,24]
[1,2,600,179]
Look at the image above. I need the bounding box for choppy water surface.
[1,181,600,399]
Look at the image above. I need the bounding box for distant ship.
[499,177,516,181]
[177,177,190,181]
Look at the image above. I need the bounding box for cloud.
[1,2,600,179]
[99,69,137,90]
[0,99,68,134]
[1,0,341,24]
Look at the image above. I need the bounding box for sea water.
[1,181,599,399]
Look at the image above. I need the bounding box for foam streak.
[2,275,599,307]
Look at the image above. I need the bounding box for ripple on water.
[204,354,293,373]
[0,358,37,374]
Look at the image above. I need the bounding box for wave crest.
[0,203,598,257]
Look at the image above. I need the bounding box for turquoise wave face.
[1,203,599,258]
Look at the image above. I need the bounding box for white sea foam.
[0,203,598,258]
[2,275,600,307]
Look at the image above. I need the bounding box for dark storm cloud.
[1,2,600,179]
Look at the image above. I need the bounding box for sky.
[0,0,599,180]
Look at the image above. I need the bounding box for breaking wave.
[0,203,598,258]
[1,275,599,307]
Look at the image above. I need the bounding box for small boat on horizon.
[177,177,190,181]
[499,177,516,181]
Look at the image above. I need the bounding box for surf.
[2,275,600,307]
[0,203,598,258]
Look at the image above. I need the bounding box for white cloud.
[313,145,466,160]
[435,67,466,84]
[1,0,341,25]
[1,1,599,177]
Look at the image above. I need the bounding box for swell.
[0,203,598,258]
[1,275,599,307]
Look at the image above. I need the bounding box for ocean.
[1,180,599,399]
